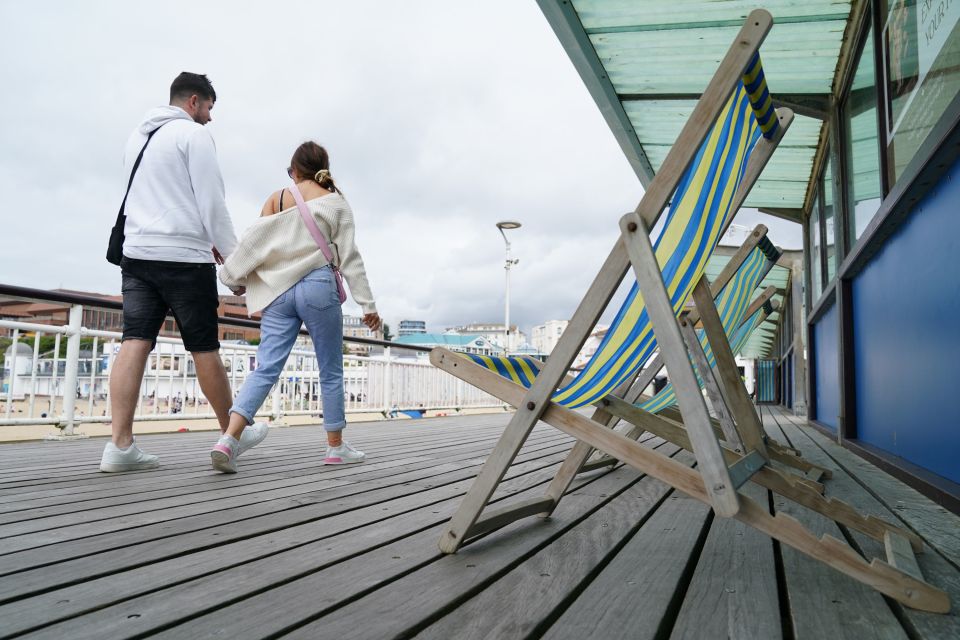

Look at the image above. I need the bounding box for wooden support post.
[679,315,744,452]
[884,530,925,582]
[691,278,770,459]
[621,213,739,517]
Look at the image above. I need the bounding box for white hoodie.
[121,106,238,262]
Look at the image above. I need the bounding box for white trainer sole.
[210,449,237,474]
[99,460,160,473]
[323,456,365,465]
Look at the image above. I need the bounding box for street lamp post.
[496,221,521,355]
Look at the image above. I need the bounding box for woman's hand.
[363,313,382,332]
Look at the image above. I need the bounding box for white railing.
[0,301,506,435]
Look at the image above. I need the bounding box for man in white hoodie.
[100,72,266,471]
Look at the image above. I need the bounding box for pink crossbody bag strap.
[288,182,347,304]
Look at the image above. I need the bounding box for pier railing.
[0,284,505,436]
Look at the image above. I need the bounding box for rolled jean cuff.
[229,406,255,426]
[323,419,346,432]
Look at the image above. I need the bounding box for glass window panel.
[883,0,960,184]
[844,24,883,247]
[809,197,822,301]
[823,154,837,281]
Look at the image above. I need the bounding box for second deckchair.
[430,10,949,612]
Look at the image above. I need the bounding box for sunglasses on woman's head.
[286,167,294,179]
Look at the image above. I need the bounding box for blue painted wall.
[813,301,840,431]
[852,158,960,484]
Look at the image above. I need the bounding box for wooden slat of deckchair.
[620,213,740,517]
[622,287,776,437]
[679,315,744,450]
[436,10,776,553]
[546,234,775,501]
[692,278,771,458]
[429,349,947,612]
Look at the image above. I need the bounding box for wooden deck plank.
[760,411,909,640]
[0,442,582,637]
[539,479,711,640]
[261,466,669,640]
[0,431,569,550]
[0,408,953,639]
[777,409,960,569]
[418,449,699,640]
[770,408,960,640]
[0,430,561,520]
[0,443,576,608]
[0,432,574,584]
[0,418,513,487]
[0,426,520,504]
[669,482,783,640]
[20,454,653,639]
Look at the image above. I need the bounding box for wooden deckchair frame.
[575,229,828,482]
[430,10,949,612]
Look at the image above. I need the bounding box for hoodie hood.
[138,105,194,134]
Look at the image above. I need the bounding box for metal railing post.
[271,378,284,425]
[382,347,392,415]
[58,305,83,436]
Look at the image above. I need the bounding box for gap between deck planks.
[4,439,672,639]
[0,427,575,577]
[0,436,585,612]
[767,407,960,639]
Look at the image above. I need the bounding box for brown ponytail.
[290,141,341,194]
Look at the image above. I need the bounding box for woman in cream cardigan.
[213,141,381,473]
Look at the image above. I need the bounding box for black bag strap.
[115,124,164,223]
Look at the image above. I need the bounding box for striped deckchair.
[430,10,948,612]
[637,237,781,417]
[639,299,774,415]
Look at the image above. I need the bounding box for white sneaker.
[323,441,366,465]
[100,439,159,473]
[210,434,239,474]
[237,422,269,457]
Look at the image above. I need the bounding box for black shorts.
[120,257,220,352]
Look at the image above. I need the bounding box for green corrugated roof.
[539,0,854,209]
[393,334,490,347]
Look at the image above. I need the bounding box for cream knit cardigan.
[219,193,376,315]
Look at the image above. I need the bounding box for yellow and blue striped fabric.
[463,354,542,388]
[462,56,776,410]
[640,288,774,415]
[743,52,779,140]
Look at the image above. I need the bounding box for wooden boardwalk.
[0,406,957,639]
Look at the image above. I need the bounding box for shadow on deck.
[0,407,957,639]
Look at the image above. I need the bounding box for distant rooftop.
[392,334,493,347]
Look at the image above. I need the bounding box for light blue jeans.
[230,266,346,431]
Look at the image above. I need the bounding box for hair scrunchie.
[314,169,330,183]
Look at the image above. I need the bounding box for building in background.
[449,322,526,353]
[531,319,569,355]
[0,289,261,343]
[392,332,500,359]
[571,324,609,370]
[398,319,427,336]
[342,314,382,355]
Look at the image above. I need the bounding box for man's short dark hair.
[169,72,216,104]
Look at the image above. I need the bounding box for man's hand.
[212,247,225,265]
[363,313,382,332]
[231,286,246,296]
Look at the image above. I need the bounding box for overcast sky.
[0,0,801,337]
